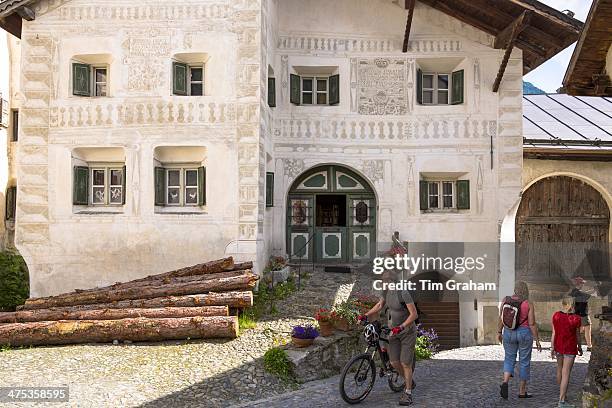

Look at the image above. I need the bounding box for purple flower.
[291,325,319,339]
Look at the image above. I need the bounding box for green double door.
[287,193,376,263]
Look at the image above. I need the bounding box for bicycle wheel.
[387,369,405,392]
[339,353,376,404]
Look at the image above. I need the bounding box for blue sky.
[524,0,593,92]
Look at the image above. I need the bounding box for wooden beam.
[15,6,35,21]
[402,0,416,52]
[493,11,531,92]
[0,14,22,38]
[495,11,532,49]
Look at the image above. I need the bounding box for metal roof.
[523,94,612,149]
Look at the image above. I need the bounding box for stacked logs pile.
[0,257,257,346]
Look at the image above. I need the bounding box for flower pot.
[291,336,314,348]
[334,317,351,331]
[318,320,335,337]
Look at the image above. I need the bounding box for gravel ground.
[0,266,360,408]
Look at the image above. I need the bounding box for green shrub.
[414,335,433,360]
[263,347,294,383]
[0,252,29,311]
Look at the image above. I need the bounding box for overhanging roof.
[562,0,612,96]
[412,0,583,73]
[2,0,583,73]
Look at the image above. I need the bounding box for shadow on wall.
[0,250,29,311]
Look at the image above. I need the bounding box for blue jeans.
[503,326,533,381]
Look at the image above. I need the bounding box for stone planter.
[334,317,352,331]
[271,265,291,286]
[291,336,315,348]
[285,331,363,383]
[318,320,335,337]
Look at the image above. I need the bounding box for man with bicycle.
[359,270,419,406]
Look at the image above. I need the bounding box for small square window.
[421,73,450,105]
[190,67,203,96]
[428,182,439,209]
[94,68,107,97]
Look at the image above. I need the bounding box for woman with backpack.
[551,296,583,407]
[497,280,542,400]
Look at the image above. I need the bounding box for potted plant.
[332,300,358,331]
[351,292,379,314]
[314,308,336,337]
[264,256,290,287]
[291,324,319,348]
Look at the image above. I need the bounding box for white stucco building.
[0,0,584,346]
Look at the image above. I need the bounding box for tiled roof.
[523,94,612,149]
[0,0,32,15]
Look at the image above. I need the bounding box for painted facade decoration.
[5,0,551,346]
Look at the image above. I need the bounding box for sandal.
[519,394,533,398]
[500,382,508,399]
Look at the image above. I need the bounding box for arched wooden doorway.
[516,176,610,285]
[287,165,376,263]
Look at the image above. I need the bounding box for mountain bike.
[339,320,405,404]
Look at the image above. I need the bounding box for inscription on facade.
[356,58,407,115]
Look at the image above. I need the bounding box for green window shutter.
[72,63,91,97]
[154,167,166,206]
[266,172,274,207]
[198,166,206,206]
[290,74,301,105]
[122,165,127,205]
[73,166,89,205]
[456,180,470,209]
[267,77,276,107]
[416,68,423,105]
[451,69,464,105]
[329,74,340,105]
[419,180,428,211]
[173,62,188,96]
[5,186,16,220]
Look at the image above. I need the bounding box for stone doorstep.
[284,330,363,383]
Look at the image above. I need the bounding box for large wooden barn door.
[516,176,610,285]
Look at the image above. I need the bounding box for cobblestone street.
[240,344,591,408]
[0,266,591,408]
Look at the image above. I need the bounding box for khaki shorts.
[581,315,591,326]
[388,325,417,366]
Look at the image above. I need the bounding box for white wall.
[15,0,264,296]
[268,0,524,346]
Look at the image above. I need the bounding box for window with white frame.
[420,179,470,211]
[72,62,109,97]
[172,62,204,96]
[94,67,107,97]
[301,77,328,105]
[165,168,200,206]
[427,181,455,209]
[422,73,449,105]
[290,72,339,106]
[90,167,124,205]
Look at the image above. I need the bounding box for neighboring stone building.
[0,0,582,346]
[506,93,611,330]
